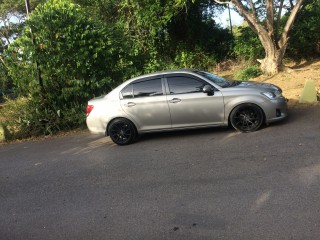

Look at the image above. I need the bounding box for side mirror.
[203,85,214,95]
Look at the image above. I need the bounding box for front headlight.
[262,91,282,99]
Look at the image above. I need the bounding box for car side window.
[121,84,133,99]
[132,78,163,98]
[167,76,205,94]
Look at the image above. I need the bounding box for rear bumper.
[86,117,108,135]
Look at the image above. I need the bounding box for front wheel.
[108,118,137,145]
[230,104,264,132]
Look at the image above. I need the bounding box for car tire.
[230,104,264,132]
[108,118,137,145]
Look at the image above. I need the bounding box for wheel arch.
[227,102,266,125]
[106,117,138,136]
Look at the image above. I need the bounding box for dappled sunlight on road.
[294,163,320,187]
[251,191,272,212]
[61,137,114,155]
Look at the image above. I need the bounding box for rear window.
[121,84,133,99]
[121,78,163,99]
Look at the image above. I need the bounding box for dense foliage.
[235,65,262,80]
[233,24,264,61]
[2,0,129,138]
[287,0,320,59]
[167,1,231,69]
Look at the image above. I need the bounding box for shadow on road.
[137,126,234,144]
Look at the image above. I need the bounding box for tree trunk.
[258,38,288,75]
[259,58,278,76]
[259,55,283,76]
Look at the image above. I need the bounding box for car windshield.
[195,71,233,88]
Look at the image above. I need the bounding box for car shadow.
[137,126,234,143]
[289,104,319,120]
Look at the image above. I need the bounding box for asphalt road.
[0,106,319,240]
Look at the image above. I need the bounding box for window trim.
[120,76,165,99]
[120,84,133,99]
[164,74,213,95]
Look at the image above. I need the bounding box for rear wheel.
[108,118,136,145]
[230,104,264,132]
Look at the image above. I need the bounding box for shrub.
[174,47,217,70]
[235,65,262,80]
[0,94,86,141]
[4,0,128,139]
[0,97,34,140]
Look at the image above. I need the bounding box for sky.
[215,8,244,27]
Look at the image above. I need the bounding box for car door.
[120,77,171,131]
[165,74,225,128]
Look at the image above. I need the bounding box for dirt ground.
[219,59,320,107]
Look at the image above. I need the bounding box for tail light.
[86,105,94,116]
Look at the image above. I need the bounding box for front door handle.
[125,102,136,107]
[169,98,181,103]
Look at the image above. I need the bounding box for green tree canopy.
[7,0,127,95]
[4,0,129,135]
[287,0,320,58]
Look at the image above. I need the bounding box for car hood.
[234,81,282,92]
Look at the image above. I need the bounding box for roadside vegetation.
[0,0,319,141]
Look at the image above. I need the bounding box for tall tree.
[213,0,307,75]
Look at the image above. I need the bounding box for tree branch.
[265,0,274,36]
[275,0,284,46]
[279,0,305,48]
[0,30,11,45]
[249,0,256,18]
[229,0,261,34]
[0,55,7,69]
[212,0,231,5]
[289,0,294,10]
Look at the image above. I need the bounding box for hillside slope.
[221,60,320,107]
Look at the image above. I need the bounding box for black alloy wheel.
[108,118,136,145]
[230,104,264,132]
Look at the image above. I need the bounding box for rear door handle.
[125,102,136,107]
[169,98,181,103]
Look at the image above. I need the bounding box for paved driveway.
[0,106,319,240]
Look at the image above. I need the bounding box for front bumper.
[264,97,288,123]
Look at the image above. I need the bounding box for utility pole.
[25,0,44,91]
[227,3,233,35]
[214,0,233,35]
[227,3,234,50]
[25,0,31,15]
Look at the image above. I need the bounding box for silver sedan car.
[86,69,287,145]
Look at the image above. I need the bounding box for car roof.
[128,69,200,81]
[105,69,203,100]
